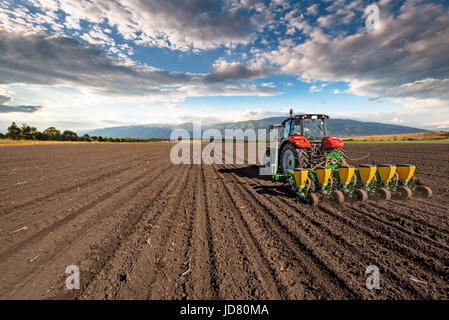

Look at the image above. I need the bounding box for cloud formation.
[263,1,449,108]
[0,0,448,130]
[0,105,44,113]
[0,0,274,52]
[207,59,275,81]
[0,30,281,102]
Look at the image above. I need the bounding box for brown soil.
[0,143,447,300]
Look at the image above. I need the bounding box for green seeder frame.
[271,150,432,205]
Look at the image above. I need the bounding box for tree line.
[0,122,164,143]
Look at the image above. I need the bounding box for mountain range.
[85,117,427,139]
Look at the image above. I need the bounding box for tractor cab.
[279,112,343,151]
[266,110,344,172]
[283,114,328,142]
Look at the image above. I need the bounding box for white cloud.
[174,108,284,125]
[165,103,180,110]
[330,108,449,131]
[264,1,449,109]
[2,0,275,52]
[207,59,275,81]
[0,31,281,103]
[306,4,318,16]
[0,86,13,104]
[309,85,320,93]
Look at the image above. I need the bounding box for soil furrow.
[345,204,449,264]
[210,165,284,299]
[1,142,447,299]
[317,204,448,280]
[0,162,172,261]
[0,162,175,298]
[0,151,161,216]
[245,181,428,299]
[61,163,186,299]
[217,164,360,299]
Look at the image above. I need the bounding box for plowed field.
[0,143,447,299]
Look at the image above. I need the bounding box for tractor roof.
[280,114,329,125]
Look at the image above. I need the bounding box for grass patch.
[342,131,449,143]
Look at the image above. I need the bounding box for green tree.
[7,122,21,140]
[20,124,39,140]
[62,130,78,141]
[43,127,61,140]
[82,134,91,142]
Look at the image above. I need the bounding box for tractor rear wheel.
[280,143,310,172]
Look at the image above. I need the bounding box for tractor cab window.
[302,119,325,141]
[291,120,303,136]
[283,122,291,138]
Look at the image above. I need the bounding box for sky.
[0,0,448,132]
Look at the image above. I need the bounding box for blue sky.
[0,0,448,132]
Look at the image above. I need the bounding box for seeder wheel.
[376,187,391,200]
[414,186,433,198]
[354,189,368,202]
[331,190,345,204]
[396,186,412,200]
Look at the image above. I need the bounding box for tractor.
[264,109,433,206]
[264,110,345,174]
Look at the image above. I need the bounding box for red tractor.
[265,110,345,173]
[263,110,432,205]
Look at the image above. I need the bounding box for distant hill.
[85,117,427,139]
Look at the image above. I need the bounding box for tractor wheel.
[354,189,368,202]
[309,192,319,207]
[377,187,391,200]
[331,190,345,204]
[414,186,433,198]
[396,186,412,200]
[280,143,310,173]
